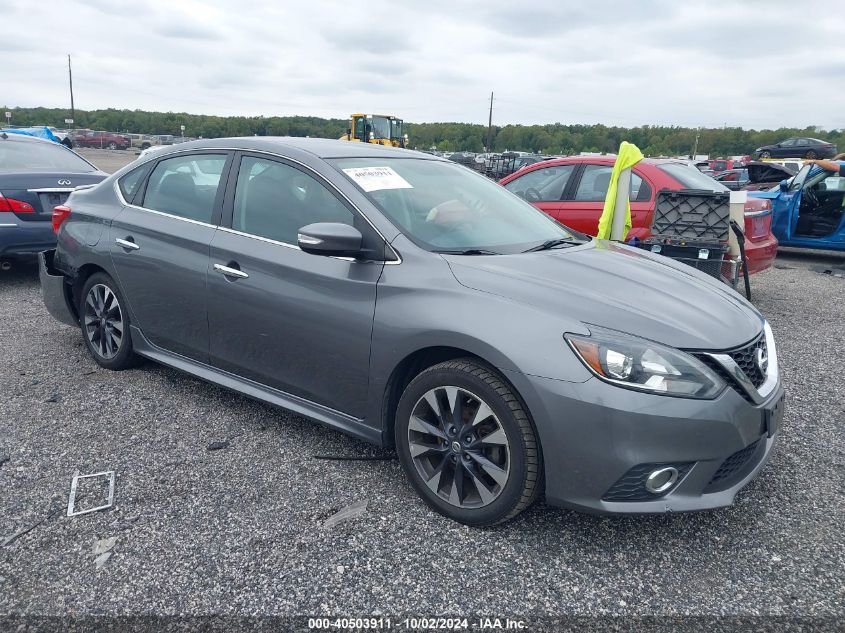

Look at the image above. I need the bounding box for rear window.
[0,138,97,172]
[658,163,729,192]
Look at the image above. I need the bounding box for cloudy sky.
[3,0,843,129]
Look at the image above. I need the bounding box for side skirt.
[130,325,382,445]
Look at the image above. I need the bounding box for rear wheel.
[395,358,541,526]
[79,272,141,370]
[804,150,817,159]
[758,151,771,159]
[107,141,117,150]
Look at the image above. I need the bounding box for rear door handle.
[115,237,140,251]
[213,263,249,279]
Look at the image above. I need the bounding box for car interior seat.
[147,173,205,221]
[593,172,612,198]
[240,173,303,244]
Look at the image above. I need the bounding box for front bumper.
[505,369,784,514]
[39,250,79,328]
[0,220,56,256]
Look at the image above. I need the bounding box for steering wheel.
[523,187,542,202]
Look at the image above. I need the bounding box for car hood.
[445,240,763,351]
[747,161,795,183]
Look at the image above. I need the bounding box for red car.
[70,130,131,150]
[499,156,777,275]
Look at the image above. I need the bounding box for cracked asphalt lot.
[1,248,843,623]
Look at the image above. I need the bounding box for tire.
[758,151,771,159]
[805,150,817,159]
[79,272,141,370]
[141,143,150,150]
[107,142,117,150]
[395,358,541,526]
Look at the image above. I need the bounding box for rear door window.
[142,154,227,223]
[572,164,649,201]
[118,164,150,202]
[503,164,575,202]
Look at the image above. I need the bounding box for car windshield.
[658,162,729,191]
[0,138,97,172]
[789,164,813,191]
[332,158,581,254]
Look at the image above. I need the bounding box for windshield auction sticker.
[342,166,414,192]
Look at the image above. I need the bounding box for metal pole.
[68,54,75,124]
[486,92,493,153]
[610,168,631,241]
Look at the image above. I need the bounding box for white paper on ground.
[342,166,414,192]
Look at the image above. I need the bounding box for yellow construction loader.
[340,114,407,148]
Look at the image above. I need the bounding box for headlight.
[565,327,725,399]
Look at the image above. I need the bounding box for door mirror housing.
[298,223,363,257]
[779,179,789,192]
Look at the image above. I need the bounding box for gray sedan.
[40,137,785,525]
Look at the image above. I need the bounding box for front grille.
[603,462,694,501]
[729,336,767,388]
[704,439,762,493]
[693,333,767,402]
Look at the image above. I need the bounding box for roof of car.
[533,155,690,167]
[157,136,437,160]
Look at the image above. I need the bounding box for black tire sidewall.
[395,362,532,526]
[79,272,137,370]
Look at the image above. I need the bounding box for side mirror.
[297,222,362,257]
[779,180,789,192]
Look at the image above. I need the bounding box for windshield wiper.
[524,237,587,252]
[433,248,501,255]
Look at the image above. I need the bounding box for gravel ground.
[1,142,844,630]
[76,147,140,174]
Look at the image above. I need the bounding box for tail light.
[52,204,71,234]
[0,193,35,213]
[744,200,772,240]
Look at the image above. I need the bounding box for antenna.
[486,91,494,153]
[68,54,75,124]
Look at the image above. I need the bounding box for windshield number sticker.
[342,166,413,192]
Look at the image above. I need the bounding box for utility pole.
[68,54,75,125]
[486,91,494,153]
[691,127,701,159]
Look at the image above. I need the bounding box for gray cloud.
[2,0,844,130]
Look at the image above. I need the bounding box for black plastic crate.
[651,189,730,241]
[640,238,729,280]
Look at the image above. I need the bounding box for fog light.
[645,466,679,494]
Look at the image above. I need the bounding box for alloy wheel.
[83,283,124,359]
[407,386,510,509]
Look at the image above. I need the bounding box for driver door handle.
[115,237,140,251]
[213,263,249,279]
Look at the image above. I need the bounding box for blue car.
[749,161,845,251]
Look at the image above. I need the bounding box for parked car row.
[498,155,778,275]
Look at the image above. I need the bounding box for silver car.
[40,137,785,525]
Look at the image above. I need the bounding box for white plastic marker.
[342,166,414,192]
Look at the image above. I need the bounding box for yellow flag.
[596,141,644,240]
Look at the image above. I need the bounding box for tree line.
[4,106,842,158]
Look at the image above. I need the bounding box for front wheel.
[395,358,542,526]
[758,151,771,159]
[804,150,817,159]
[107,141,117,150]
[79,272,141,370]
